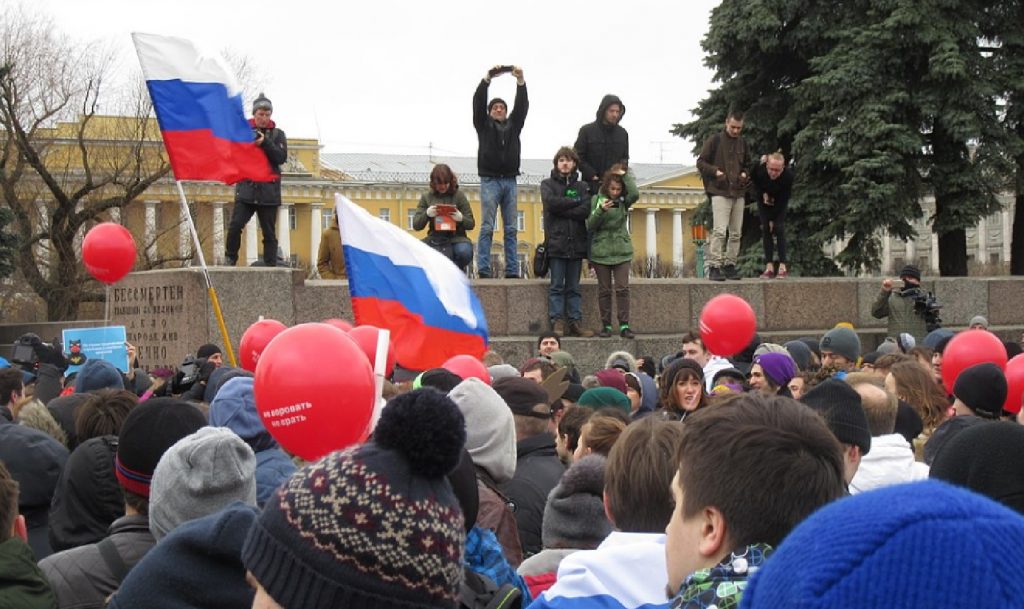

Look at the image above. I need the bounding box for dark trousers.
[758,200,788,266]
[592,261,630,327]
[226,202,278,265]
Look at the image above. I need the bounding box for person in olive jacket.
[413,164,476,272]
[541,147,592,338]
[586,164,639,339]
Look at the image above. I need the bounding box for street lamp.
[691,221,708,279]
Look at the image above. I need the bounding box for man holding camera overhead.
[224,93,288,267]
[473,65,528,278]
[872,264,942,343]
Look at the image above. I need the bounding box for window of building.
[379,208,391,223]
[288,206,297,231]
[517,211,525,232]
[407,209,416,230]
[322,212,333,231]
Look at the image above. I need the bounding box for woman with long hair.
[885,359,951,457]
[413,164,475,271]
[657,358,707,421]
[586,163,639,338]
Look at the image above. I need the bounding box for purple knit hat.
[754,353,798,387]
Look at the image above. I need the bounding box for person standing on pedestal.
[752,152,794,279]
[540,147,592,337]
[224,93,288,267]
[574,95,629,202]
[697,109,751,282]
[473,65,528,279]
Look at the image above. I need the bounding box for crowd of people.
[0,296,1022,608]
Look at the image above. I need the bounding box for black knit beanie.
[115,398,207,498]
[952,362,1007,419]
[242,389,467,609]
[801,379,872,455]
[930,421,1024,515]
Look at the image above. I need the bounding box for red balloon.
[941,329,1008,390]
[323,318,354,333]
[699,294,757,357]
[82,223,137,284]
[254,323,375,461]
[442,354,491,385]
[348,325,396,378]
[239,319,287,372]
[1003,354,1024,415]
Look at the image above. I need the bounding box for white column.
[881,230,892,275]
[977,217,988,264]
[211,201,226,265]
[905,237,916,265]
[672,209,683,277]
[179,203,191,262]
[645,208,658,260]
[1003,209,1012,263]
[277,203,292,264]
[144,201,158,260]
[73,203,85,253]
[309,204,323,274]
[930,233,940,273]
[35,204,49,269]
[245,216,258,265]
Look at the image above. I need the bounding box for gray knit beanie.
[820,327,861,362]
[149,427,257,540]
[541,454,612,550]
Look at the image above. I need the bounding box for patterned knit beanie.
[740,480,1024,609]
[242,388,467,609]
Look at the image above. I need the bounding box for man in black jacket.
[752,152,794,279]
[574,95,629,196]
[474,66,528,278]
[494,377,565,558]
[224,93,288,267]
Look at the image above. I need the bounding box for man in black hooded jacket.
[574,95,629,195]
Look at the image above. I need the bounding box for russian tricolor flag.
[132,33,275,184]
[335,194,489,370]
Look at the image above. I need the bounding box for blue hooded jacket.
[208,377,295,506]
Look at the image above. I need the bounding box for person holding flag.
[224,93,288,266]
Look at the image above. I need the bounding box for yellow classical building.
[10,115,709,276]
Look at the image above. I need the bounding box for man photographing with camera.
[473,64,528,278]
[224,93,288,267]
[872,264,942,344]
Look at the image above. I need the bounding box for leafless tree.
[0,5,171,320]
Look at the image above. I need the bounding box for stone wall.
[3,269,1021,374]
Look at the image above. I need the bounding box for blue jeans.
[451,241,474,271]
[477,176,519,276]
[548,257,583,321]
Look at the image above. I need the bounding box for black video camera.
[178,355,201,386]
[907,286,943,331]
[10,333,41,369]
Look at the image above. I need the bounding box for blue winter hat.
[74,359,125,393]
[740,480,1024,609]
[209,377,275,450]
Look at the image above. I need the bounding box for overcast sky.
[40,0,719,166]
